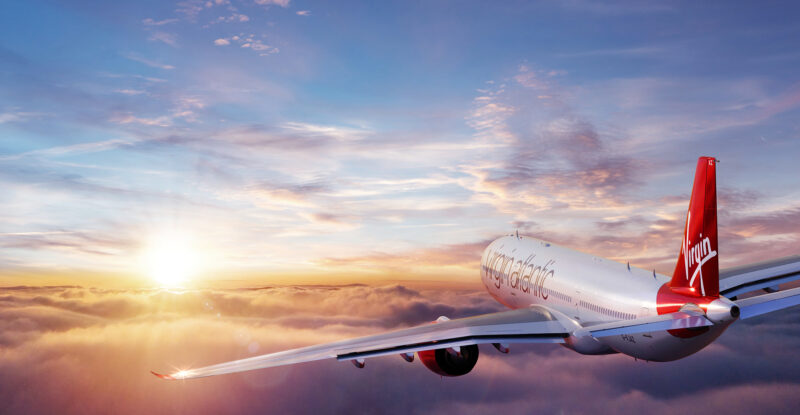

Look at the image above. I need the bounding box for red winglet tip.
[151,371,176,380]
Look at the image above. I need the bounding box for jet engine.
[418,345,479,377]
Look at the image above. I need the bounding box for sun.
[140,230,200,287]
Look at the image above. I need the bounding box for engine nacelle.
[418,344,479,377]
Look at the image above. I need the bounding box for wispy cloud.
[212,13,250,24]
[318,239,492,270]
[110,113,172,126]
[176,0,232,21]
[113,89,147,95]
[142,17,179,26]
[466,84,516,144]
[123,53,175,70]
[281,122,370,141]
[0,111,41,124]
[557,46,663,58]
[0,231,133,257]
[255,0,290,7]
[147,32,179,47]
[0,138,140,161]
[211,34,279,55]
[461,64,641,217]
[560,0,674,15]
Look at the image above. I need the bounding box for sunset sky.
[2,1,800,414]
[2,0,799,288]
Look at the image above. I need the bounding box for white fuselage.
[480,235,732,361]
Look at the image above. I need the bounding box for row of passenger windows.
[579,300,634,320]
[542,287,571,304]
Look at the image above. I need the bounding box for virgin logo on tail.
[682,213,718,296]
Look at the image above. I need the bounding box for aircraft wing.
[152,306,569,380]
[719,255,800,298]
[735,286,800,319]
[152,304,719,380]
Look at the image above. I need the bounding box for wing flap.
[735,286,800,319]
[152,307,568,380]
[585,310,713,337]
[336,333,564,361]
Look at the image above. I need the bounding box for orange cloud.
[2,284,800,414]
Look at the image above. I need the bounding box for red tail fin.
[670,157,719,297]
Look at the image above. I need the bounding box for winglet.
[151,371,176,380]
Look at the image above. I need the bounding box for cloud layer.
[2,284,800,414]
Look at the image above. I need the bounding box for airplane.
[152,156,800,380]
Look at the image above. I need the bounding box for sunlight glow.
[140,230,201,287]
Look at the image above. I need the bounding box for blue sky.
[1,0,799,286]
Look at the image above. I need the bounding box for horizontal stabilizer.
[720,255,800,298]
[735,286,800,319]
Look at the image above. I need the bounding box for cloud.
[559,0,674,15]
[557,46,663,58]
[317,239,494,270]
[176,0,232,21]
[255,0,290,7]
[110,113,172,126]
[466,93,516,143]
[575,78,800,149]
[0,111,41,124]
[148,32,179,47]
[213,34,280,55]
[142,18,179,26]
[213,13,250,24]
[1,284,800,414]
[296,10,310,16]
[729,207,800,237]
[241,41,279,55]
[281,122,370,142]
[113,89,147,95]
[0,231,134,258]
[461,65,641,216]
[246,180,329,208]
[123,53,175,70]
[717,206,800,266]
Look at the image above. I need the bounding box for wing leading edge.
[152,306,714,380]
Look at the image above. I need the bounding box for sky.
[1,0,799,287]
[1,0,800,413]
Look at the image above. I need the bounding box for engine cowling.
[418,345,479,377]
